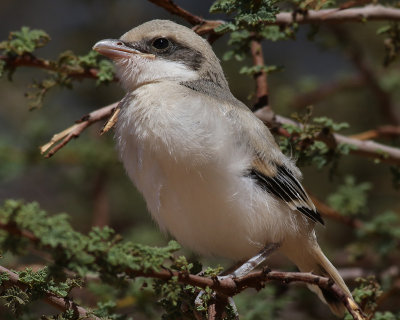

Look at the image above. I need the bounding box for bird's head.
[93,20,228,91]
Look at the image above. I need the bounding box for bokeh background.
[0,0,399,319]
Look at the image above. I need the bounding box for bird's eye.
[151,38,170,51]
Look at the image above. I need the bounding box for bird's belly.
[123,143,293,261]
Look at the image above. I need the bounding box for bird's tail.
[281,239,352,317]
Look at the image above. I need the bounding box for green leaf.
[327,176,372,216]
[0,26,50,55]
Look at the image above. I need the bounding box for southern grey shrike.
[93,19,352,316]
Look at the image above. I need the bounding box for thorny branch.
[0,221,365,320]
[0,265,100,320]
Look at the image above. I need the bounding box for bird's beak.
[93,39,155,60]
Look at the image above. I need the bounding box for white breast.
[116,82,299,260]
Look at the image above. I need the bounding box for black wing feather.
[249,166,324,225]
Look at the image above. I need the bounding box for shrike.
[94,20,352,316]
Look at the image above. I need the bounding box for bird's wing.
[224,100,324,225]
[251,156,324,224]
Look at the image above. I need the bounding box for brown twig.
[40,102,118,158]
[350,125,400,140]
[0,265,100,320]
[0,54,117,81]
[129,268,365,320]
[250,39,270,112]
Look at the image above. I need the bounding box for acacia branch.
[250,39,270,112]
[3,5,400,78]
[149,1,400,32]
[0,54,117,80]
[42,101,400,166]
[0,221,365,320]
[255,107,400,165]
[40,102,118,158]
[132,269,365,319]
[0,265,100,320]
[350,125,400,140]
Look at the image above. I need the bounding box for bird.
[93,19,353,317]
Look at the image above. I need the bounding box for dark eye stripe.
[122,38,204,71]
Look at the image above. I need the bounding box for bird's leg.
[194,243,280,319]
[229,242,280,278]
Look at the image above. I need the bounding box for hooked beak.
[93,39,155,60]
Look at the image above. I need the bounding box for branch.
[272,5,400,25]
[0,54,117,81]
[0,220,365,320]
[40,102,118,158]
[149,1,400,31]
[255,107,400,165]
[124,268,366,320]
[3,5,400,78]
[350,125,400,140]
[250,39,270,112]
[0,265,100,320]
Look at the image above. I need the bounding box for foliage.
[210,0,279,33]
[355,211,400,257]
[327,176,372,217]
[0,26,50,56]
[277,109,353,171]
[0,27,115,109]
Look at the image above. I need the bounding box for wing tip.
[297,207,325,225]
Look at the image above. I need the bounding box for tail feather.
[281,238,352,317]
